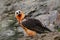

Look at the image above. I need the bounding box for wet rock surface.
[0,0,60,40]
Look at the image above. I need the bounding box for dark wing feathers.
[22,18,51,33]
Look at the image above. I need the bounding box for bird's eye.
[19,11,20,13]
[16,12,18,14]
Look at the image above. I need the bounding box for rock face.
[0,0,60,40]
[18,32,60,40]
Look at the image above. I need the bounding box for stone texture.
[0,0,60,40]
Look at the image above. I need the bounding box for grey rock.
[36,10,58,31]
[0,0,60,40]
[49,10,58,24]
[1,30,15,36]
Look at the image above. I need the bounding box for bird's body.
[15,10,51,37]
[22,18,51,33]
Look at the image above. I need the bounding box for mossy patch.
[58,28,60,32]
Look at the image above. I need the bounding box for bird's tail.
[43,26,52,32]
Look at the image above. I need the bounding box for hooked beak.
[18,14,22,24]
[18,14,21,17]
